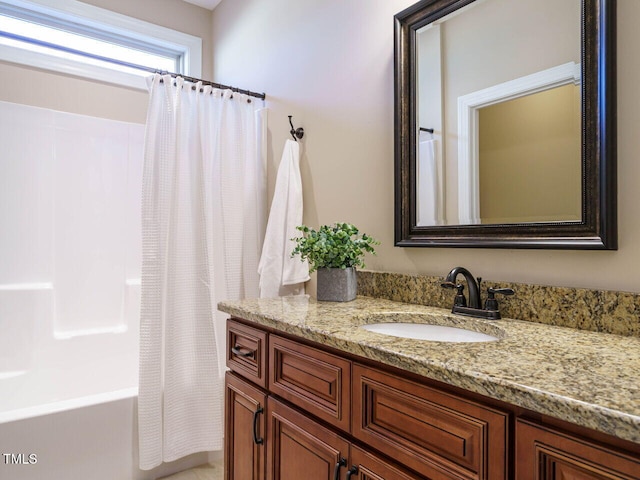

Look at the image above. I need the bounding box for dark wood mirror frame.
[394,0,617,249]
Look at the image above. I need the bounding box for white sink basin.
[361,322,500,343]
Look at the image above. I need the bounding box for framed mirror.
[394,0,617,248]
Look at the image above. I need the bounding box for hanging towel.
[417,136,445,226]
[258,139,309,297]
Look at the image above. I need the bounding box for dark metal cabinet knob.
[346,465,358,479]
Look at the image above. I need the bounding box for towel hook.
[288,115,304,141]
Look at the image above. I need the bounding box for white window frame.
[0,0,202,90]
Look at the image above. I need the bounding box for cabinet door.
[267,397,350,480]
[516,419,640,480]
[225,372,267,480]
[347,445,424,480]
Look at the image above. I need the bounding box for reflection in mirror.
[415,0,581,227]
[394,0,616,249]
[477,83,582,225]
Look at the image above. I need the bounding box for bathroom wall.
[211,0,640,294]
[0,0,213,124]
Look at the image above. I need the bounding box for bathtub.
[0,103,215,479]
[0,323,211,480]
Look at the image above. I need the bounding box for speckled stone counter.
[218,296,640,445]
[357,270,640,337]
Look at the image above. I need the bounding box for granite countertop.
[218,296,640,445]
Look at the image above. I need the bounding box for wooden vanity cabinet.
[225,318,640,480]
[226,319,429,480]
[516,419,640,480]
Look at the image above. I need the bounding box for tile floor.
[159,459,223,480]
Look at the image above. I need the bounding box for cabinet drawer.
[516,418,640,480]
[352,364,508,480]
[227,319,268,388]
[269,335,351,432]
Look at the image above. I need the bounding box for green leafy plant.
[291,222,379,273]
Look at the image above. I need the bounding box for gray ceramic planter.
[316,267,357,302]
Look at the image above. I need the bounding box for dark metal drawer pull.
[252,406,264,445]
[346,466,358,479]
[333,458,346,480]
[231,345,255,359]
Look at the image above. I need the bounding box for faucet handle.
[488,287,515,296]
[453,284,467,307]
[440,281,467,306]
[484,287,515,310]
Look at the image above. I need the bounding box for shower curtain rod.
[155,70,266,101]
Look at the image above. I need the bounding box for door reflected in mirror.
[414,0,582,227]
[477,84,582,225]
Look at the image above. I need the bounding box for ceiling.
[182,0,222,10]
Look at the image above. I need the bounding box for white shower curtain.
[138,74,266,470]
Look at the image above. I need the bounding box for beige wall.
[212,0,640,294]
[3,0,634,294]
[0,0,213,124]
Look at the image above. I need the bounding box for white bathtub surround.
[139,74,267,469]
[258,139,310,297]
[0,100,202,479]
[0,101,144,380]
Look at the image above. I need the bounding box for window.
[0,0,202,89]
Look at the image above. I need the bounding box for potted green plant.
[291,222,379,302]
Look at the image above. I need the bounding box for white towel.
[417,137,445,226]
[258,139,309,297]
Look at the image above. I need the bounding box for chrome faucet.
[441,267,514,319]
